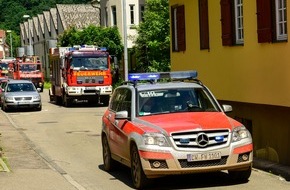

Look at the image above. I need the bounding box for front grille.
[77,76,104,84]
[178,156,228,168]
[15,97,32,101]
[84,89,99,93]
[171,129,229,149]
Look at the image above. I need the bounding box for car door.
[107,88,132,161]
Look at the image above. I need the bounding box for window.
[256,0,288,43]
[275,0,287,40]
[199,0,210,49]
[111,6,117,26]
[234,0,244,44]
[220,0,244,46]
[171,5,186,52]
[140,5,145,22]
[105,7,108,27]
[110,88,132,114]
[130,5,135,25]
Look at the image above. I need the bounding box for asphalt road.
[0,89,289,190]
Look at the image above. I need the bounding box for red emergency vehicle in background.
[0,57,15,80]
[48,45,114,107]
[10,56,44,92]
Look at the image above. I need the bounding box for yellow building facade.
[169,0,290,166]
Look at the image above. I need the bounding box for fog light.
[152,161,161,168]
[242,154,249,161]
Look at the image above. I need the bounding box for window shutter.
[256,0,272,43]
[220,0,233,46]
[177,5,186,51]
[199,0,210,49]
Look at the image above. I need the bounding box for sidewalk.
[0,111,76,190]
[253,157,290,181]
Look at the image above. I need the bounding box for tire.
[55,96,62,105]
[130,144,148,189]
[2,103,9,112]
[102,135,117,171]
[35,105,42,111]
[228,166,252,182]
[63,94,71,107]
[1,103,6,112]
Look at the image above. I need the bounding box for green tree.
[134,0,170,72]
[58,25,123,61]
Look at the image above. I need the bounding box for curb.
[253,157,290,181]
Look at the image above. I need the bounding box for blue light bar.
[128,70,198,81]
[128,73,160,81]
[69,47,77,51]
[99,47,107,51]
[169,70,198,79]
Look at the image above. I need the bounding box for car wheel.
[228,166,252,182]
[2,103,8,112]
[63,94,71,107]
[102,135,117,171]
[130,144,148,189]
[36,105,42,111]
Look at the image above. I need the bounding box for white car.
[0,79,42,111]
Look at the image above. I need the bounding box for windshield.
[70,57,108,70]
[138,88,219,116]
[20,64,40,72]
[7,83,36,92]
[0,63,9,70]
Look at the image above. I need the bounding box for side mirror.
[115,110,129,119]
[222,105,233,113]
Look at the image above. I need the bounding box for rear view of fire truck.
[49,46,113,107]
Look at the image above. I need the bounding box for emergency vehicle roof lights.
[128,70,198,81]
[128,73,160,81]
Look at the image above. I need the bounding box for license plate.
[187,152,221,162]
[85,87,95,90]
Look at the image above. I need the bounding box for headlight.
[67,87,76,91]
[33,96,41,100]
[5,96,13,101]
[143,133,170,147]
[232,126,251,142]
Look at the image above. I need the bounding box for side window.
[220,0,244,46]
[109,88,132,114]
[109,89,121,111]
[256,0,288,43]
[171,5,186,52]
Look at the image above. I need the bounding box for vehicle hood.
[134,112,240,135]
[5,91,39,97]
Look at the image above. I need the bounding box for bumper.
[5,101,41,109]
[66,86,112,96]
[139,143,253,178]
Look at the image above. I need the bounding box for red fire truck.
[48,46,114,107]
[11,56,44,92]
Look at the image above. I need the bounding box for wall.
[169,0,290,108]
[169,0,290,165]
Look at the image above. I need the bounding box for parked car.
[101,71,253,189]
[0,79,42,111]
